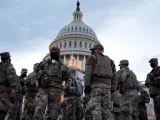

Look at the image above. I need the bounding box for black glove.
[84,86,91,94]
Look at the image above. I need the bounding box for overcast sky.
[0,0,159,81]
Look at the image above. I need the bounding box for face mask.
[21,74,26,78]
[150,63,157,68]
[50,52,59,60]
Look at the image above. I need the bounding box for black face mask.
[150,63,157,68]
[50,52,59,61]
[21,74,26,78]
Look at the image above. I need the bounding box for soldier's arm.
[117,68,127,83]
[110,59,117,92]
[84,55,95,87]
[6,63,17,91]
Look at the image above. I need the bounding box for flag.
[71,56,75,62]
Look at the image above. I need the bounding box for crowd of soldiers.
[0,43,159,120]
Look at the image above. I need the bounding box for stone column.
[76,55,79,68]
[83,55,86,70]
[63,55,66,64]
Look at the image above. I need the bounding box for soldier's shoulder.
[5,63,15,70]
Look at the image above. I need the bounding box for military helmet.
[90,44,104,51]
[49,46,60,54]
[119,59,129,66]
[21,68,28,73]
[0,52,10,58]
[149,58,158,63]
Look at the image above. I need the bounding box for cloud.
[93,0,160,80]
[11,37,50,75]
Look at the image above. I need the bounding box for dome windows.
[60,43,62,48]
[85,42,87,48]
[69,41,72,48]
[80,41,82,48]
[74,41,77,48]
[64,42,67,48]
[89,43,91,48]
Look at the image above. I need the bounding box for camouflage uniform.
[21,63,39,120]
[7,68,28,120]
[32,46,68,120]
[138,87,150,120]
[63,68,83,120]
[84,44,117,120]
[0,52,17,120]
[117,60,139,120]
[111,91,121,120]
[145,58,160,120]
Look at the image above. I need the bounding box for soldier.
[145,58,160,120]
[7,68,28,120]
[138,87,150,120]
[111,90,121,120]
[21,63,40,120]
[0,52,17,119]
[84,44,117,120]
[117,60,139,120]
[32,46,68,120]
[63,68,83,120]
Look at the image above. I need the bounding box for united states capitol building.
[43,1,101,85]
[43,1,155,119]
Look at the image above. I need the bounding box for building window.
[89,43,91,48]
[68,28,70,32]
[60,43,62,48]
[64,42,66,48]
[79,27,81,31]
[85,42,87,48]
[74,41,77,48]
[80,41,82,48]
[69,41,72,48]
[75,26,77,31]
[56,44,58,47]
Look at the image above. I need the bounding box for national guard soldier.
[32,46,68,120]
[84,44,117,120]
[0,52,17,119]
[7,68,28,120]
[138,87,150,120]
[117,60,139,120]
[145,58,160,120]
[21,63,40,120]
[63,68,83,120]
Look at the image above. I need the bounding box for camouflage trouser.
[32,87,61,120]
[121,90,139,120]
[85,84,114,120]
[65,97,83,120]
[139,104,148,120]
[21,93,36,120]
[7,98,21,120]
[112,112,121,120]
[153,95,160,120]
[0,92,10,120]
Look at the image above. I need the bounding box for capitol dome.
[44,1,101,70]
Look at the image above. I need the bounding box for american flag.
[71,56,75,62]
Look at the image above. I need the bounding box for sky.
[0,0,159,81]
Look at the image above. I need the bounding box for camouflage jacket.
[84,53,117,91]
